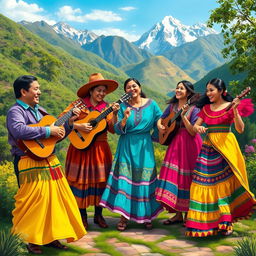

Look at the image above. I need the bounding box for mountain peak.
[134,15,218,54]
[52,22,98,45]
[162,15,182,26]
[19,20,34,26]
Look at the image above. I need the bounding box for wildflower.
[245,145,255,153]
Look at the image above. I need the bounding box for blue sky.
[0,0,219,41]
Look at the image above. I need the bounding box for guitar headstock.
[187,94,199,106]
[237,87,251,99]
[119,92,133,103]
[73,99,86,110]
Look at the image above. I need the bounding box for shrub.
[234,236,256,256]
[0,161,18,218]
[245,139,256,195]
[0,229,25,256]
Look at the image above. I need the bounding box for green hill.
[194,60,247,93]
[162,34,226,81]
[0,14,167,129]
[0,14,168,113]
[0,13,168,167]
[83,35,152,67]
[122,56,194,94]
[20,20,127,77]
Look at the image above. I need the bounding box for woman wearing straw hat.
[62,73,120,229]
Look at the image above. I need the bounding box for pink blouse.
[198,99,254,125]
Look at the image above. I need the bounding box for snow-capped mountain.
[134,16,218,54]
[52,22,98,45]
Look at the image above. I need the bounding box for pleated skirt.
[12,155,86,244]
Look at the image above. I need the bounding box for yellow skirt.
[12,155,86,245]
[186,128,256,237]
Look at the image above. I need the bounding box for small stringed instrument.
[159,96,196,146]
[225,87,251,111]
[18,100,86,160]
[68,92,132,150]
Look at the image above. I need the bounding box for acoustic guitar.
[68,92,132,150]
[159,97,195,145]
[18,100,86,160]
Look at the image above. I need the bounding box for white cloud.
[57,6,122,23]
[92,28,140,42]
[119,6,136,11]
[0,0,56,24]
[56,6,84,22]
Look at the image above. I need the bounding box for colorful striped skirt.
[100,132,163,223]
[65,141,112,209]
[155,128,202,212]
[12,155,86,245]
[100,161,163,223]
[186,127,256,237]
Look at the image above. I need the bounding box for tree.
[208,0,256,100]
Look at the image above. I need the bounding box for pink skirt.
[156,128,202,212]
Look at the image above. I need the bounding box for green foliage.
[154,143,167,170]
[246,154,256,196]
[0,137,11,162]
[208,0,256,101]
[235,118,256,149]
[244,139,256,195]
[0,229,25,256]
[234,236,256,256]
[194,59,247,93]
[0,161,18,218]
[0,116,12,162]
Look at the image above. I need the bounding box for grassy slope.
[83,35,152,68]
[162,34,226,81]
[122,56,194,94]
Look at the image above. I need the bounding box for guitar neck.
[93,99,123,123]
[54,108,74,126]
[224,102,233,111]
[168,109,182,126]
[173,109,182,120]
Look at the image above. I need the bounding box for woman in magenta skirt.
[156,80,202,225]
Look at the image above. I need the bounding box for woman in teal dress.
[100,78,163,231]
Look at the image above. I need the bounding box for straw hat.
[77,73,118,97]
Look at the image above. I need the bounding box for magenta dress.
[155,104,202,212]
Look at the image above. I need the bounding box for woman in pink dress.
[156,80,202,225]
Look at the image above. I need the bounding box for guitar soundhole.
[90,120,97,127]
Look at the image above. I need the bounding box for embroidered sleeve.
[114,108,126,135]
[190,107,201,125]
